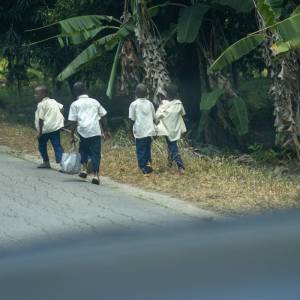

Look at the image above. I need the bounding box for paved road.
[0,153,214,251]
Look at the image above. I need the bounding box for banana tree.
[32,0,177,102]
[210,0,300,155]
[173,0,254,143]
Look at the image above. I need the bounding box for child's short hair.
[35,85,48,95]
[73,82,87,97]
[135,83,147,98]
[166,83,178,99]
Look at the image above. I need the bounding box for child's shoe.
[37,162,51,169]
[178,167,185,175]
[91,176,100,185]
[79,171,87,179]
[79,165,88,179]
[142,166,153,175]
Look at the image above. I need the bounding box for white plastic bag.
[60,144,81,174]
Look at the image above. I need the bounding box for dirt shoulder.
[1,122,300,215]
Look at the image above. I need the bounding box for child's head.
[34,85,48,103]
[166,83,178,100]
[73,81,87,98]
[135,83,147,99]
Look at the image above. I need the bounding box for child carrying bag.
[60,142,81,174]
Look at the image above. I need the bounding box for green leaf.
[229,97,249,136]
[57,30,129,81]
[58,15,118,45]
[28,14,117,32]
[177,4,209,43]
[267,0,284,9]
[211,34,265,72]
[57,42,104,81]
[200,88,223,111]
[274,13,300,42]
[197,111,211,134]
[265,0,284,18]
[256,0,277,26]
[148,1,171,17]
[106,43,122,99]
[160,24,178,48]
[291,5,300,16]
[272,36,300,54]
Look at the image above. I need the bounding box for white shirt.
[129,98,156,139]
[156,99,187,142]
[68,95,107,138]
[35,97,64,134]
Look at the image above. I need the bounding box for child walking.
[156,84,186,174]
[129,84,156,174]
[68,82,109,185]
[34,85,64,169]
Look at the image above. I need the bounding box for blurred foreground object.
[0,212,300,300]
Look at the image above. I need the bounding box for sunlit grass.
[1,122,300,215]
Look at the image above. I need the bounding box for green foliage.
[291,5,300,16]
[239,78,272,114]
[273,36,300,54]
[211,0,300,70]
[0,0,50,86]
[0,87,36,124]
[57,28,129,81]
[106,43,121,99]
[177,4,209,43]
[197,110,212,136]
[200,88,223,111]
[57,15,116,46]
[229,97,249,136]
[275,12,300,42]
[256,0,277,26]
[210,34,265,71]
[248,144,279,163]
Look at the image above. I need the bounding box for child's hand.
[103,131,111,140]
[70,137,76,145]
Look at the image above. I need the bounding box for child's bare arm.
[68,121,77,143]
[100,117,111,139]
[38,119,44,138]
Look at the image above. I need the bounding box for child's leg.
[146,137,152,166]
[136,138,151,174]
[166,138,185,170]
[165,137,173,167]
[79,136,89,176]
[49,130,64,163]
[38,133,50,163]
[88,136,101,176]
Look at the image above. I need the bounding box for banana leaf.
[177,4,209,43]
[210,34,265,71]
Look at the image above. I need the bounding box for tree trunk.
[257,12,300,156]
[133,2,171,105]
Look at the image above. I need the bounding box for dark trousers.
[166,137,185,170]
[79,135,101,173]
[38,130,64,163]
[136,137,152,174]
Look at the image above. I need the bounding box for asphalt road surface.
[0,153,214,252]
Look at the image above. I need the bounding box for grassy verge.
[1,121,300,215]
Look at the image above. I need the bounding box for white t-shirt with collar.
[35,97,64,134]
[68,95,107,138]
[129,98,156,139]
